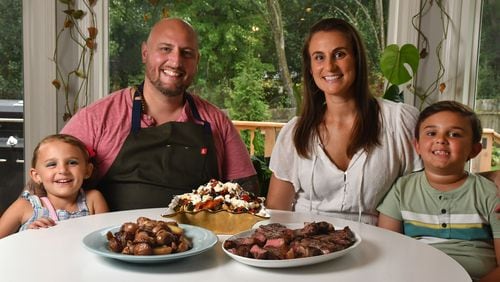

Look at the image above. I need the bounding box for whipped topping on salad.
[167,179,269,217]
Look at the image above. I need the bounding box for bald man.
[62,18,258,211]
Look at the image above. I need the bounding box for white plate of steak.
[222,221,361,268]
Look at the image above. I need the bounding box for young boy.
[377,101,499,281]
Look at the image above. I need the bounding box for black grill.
[0,99,24,215]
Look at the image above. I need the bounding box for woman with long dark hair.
[266,18,422,225]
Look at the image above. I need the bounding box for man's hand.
[233,175,260,195]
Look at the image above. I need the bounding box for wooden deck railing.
[232,120,285,157]
[471,128,500,173]
[234,121,499,173]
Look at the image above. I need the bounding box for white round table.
[0,208,471,282]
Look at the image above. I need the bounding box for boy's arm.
[377,213,403,233]
[479,170,499,188]
[479,238,500,282]
[477,171,499,219]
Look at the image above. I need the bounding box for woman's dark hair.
[26,134,93,197]
[415,100,482,144]
[294,18,380,158]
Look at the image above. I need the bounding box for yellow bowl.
[162,210,270,235]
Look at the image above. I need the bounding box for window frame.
[22,0,484,175]
[22,0,57,177]
[388,0,482,107]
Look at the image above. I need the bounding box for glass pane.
[108,0,388,156]
[473,0,499,172]
[109,1,388,109]
[0,0,24,214]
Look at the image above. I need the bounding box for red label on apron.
[201,147,208,155]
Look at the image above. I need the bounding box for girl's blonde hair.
[25,134,92,197]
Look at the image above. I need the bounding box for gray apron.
[101,83,219,211]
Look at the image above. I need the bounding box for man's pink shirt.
[61,87,256,181]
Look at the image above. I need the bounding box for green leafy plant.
[380,44,419,103]
[52,0,97,121]
[380,0,451,109]
[492,145,500,169]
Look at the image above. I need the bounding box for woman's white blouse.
[269,99,423,225]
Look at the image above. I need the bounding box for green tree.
[226,55,272,155]
[178,0,271,107]
[477,0,499,100]
[108,0,388,112]
[109,1,158,91]
[226,56,272,121]
[109,0,273,109]
[264,0,296,109]
[0,0,23,100]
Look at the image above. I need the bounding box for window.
[0,0,24,214]
[473,0,499,171]
[475,0,499,133]
[106,1,389,156]
[19,1,494,185]
[108,1,389,119]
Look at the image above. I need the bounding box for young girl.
[0,134,108,238]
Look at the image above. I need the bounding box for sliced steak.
[299,221,335,237]
[224,222,357,260]
[249,244,268,259]
[223,236,256,249]
[255,223,294,241]
[263,237,287,249]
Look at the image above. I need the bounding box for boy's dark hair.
[415,100,482,144]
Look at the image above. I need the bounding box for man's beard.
[146,68,186,97]
[155,82,185,97]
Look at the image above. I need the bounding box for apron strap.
[185,93,212,135]
[131,83,144,134]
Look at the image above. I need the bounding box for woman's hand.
[28,217,56,229]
